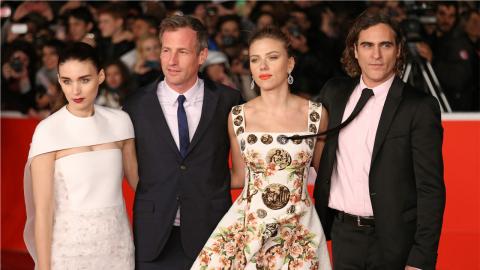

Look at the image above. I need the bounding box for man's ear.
[354,44,358,59]
[198,48,208,66]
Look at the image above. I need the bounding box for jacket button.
[370,192,376,196]
[180,165,187,170]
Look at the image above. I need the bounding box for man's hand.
[416,42,433,62]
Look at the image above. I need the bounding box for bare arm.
[311,106,329,172]
[228,113,245,188]
[122,139,139,191]
[31,152,56,270]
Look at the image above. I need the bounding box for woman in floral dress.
[191,27,331,270]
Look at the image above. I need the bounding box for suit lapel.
[186,82,219,156]
[371,76,404,163]
[143,86,182,160]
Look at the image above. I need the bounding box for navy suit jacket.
[123,78,242,261]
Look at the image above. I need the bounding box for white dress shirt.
[157,78,204,225]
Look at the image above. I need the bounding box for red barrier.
[2,116,479,269]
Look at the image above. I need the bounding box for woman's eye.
[81,79,90,83]
[62,80,70,85]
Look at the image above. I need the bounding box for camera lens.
[9,57,24,72]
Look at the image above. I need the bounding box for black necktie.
[288,88,374,140]
[177,95,189,158]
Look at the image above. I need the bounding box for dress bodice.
[191,101,331,270]
[54,149,124,211]
[232,101,322,220]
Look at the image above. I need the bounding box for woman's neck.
[258,85,292,113]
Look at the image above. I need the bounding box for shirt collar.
[359,74,395,98]
[159,78,203,104]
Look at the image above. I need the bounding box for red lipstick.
[259,74,272,80]
[73,98,85,103]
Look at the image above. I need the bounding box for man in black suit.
[314,11,445,270]
[123,15,242,269]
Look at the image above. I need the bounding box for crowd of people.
[1,1,479,115]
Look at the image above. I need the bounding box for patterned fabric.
[191,101,331,270]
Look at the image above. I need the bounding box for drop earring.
[287,72,294,85]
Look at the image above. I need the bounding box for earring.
[250,77,255,90]
[287,72,294,85]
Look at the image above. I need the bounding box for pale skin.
[229,37,329,189]
[354,23,401,88]
[159,27,207,94]
[30,59,138,270]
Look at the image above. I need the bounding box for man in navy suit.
[123,15,242,269]
[314,11,445,270]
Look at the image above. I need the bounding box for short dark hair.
[42,39,65,55]
[436,1,458,13]
[159,15,208,54]
[58,42,101,72]
[248,27,293,57]
[135,15,160,29]
[97,3,128,19]
[216,14,242,33]
[67,7,94,24]
[341,10,406,78]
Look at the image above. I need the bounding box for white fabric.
[23,105,134,269]
[156,78,204,226]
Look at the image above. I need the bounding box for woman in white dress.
[191,28,332,269]
[23,42,137,270]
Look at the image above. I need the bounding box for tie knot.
[177,95,186,105]
[362,88,374,98]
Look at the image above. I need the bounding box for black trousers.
[331,214,385,270]
[135,227,194,270]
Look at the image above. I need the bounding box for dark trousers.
[331,214,385,270]
[135,227,194,270]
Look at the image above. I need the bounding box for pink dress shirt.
[328,75,395,216]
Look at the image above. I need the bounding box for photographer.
[1,40,36,113]
[421,2,478,111]
[283,18,335,99]
[133,35,162,88]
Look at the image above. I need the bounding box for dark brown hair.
[159,15,208,54]
[248,27,293,57]
[341,10,406,77]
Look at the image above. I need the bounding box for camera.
[10,23,28,34]
[401,2,436,43]
[144,60,160,70]
[9,57,24,73]
[288,25,302,38]
[207,6,217,16]
[222,35,237,47]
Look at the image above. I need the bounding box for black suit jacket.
[314,76,446,269]
[123,78,242,261]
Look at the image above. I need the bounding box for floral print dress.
[191,101,331,270]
